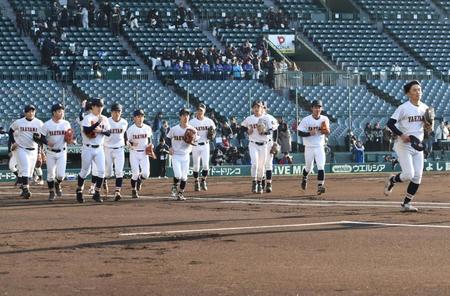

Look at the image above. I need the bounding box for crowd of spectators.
[211,7,288,31]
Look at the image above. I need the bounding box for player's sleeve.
[10,120,18,132]
[390,105,402,121]
[387,106,404,136]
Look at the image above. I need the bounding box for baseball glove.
[320,120,330,135]
[84,121,97,139]
[207,126,216,141]
[183,128,196,145]
[423,107,435,136]
[145,144,157,159]
[409,135,424,151]
[256,118,268,135]
[270,142,280,155]
[64,128,75,144]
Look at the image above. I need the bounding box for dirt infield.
[1,173,450,296]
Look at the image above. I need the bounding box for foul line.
[119,220,450,237]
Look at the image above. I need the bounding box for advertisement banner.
[268,34,295,54]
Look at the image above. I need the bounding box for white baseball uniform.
[104,117,128,178]
[167,124,196,181]
[391,100,428,184]
[298,114,330,172]
[189,116,216,172]
[241,115,273,180]
[126,123,152,180]
[41,118,71,182]
[264,113,279,171]
[10,117,44,179]
[77,110,99,177]
[79,113,110,179]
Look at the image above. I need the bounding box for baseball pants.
[394,142,424,184]
[265,139,274,171]
[304,146,326,173]
[17,146,38,178]
[129,150,150,180]
[192,143,210,172]
[172,154,190,181]
[79,145,105,179]
[105,147,125,178]
[46,150,67,181]
[9,150,19,173]
[249,142,267,180]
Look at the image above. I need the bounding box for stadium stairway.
[116,35,152,76]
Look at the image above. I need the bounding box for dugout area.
[1,173,450,295]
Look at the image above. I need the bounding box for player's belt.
[197,142,206,146]
[135,150,145,152]
[50,148,66,153]
[107,146,123,150]
[85,144,100,148]
[25,147,35,151]
[250,140,267,146]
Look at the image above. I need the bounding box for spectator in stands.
[16,10,26,36]
[232,59,243,80]
[59,5,69,27]
[92,60,102,79]
[129,11,139,30]
[160,120,170,143]
[186,8,194,29]
[279,153,293,164]
[152,112,163,146]
[436,121,449,150]
[50,1,61,25]
[277,116,291,155]
[213,58,224,79]
[222,59,233,79]
[88,1,95,27]
[352,140,365,163]
[212,147,225,166]
[41,37,56,66]
[229,116,239,146]
[81,6,89,29]
[200,59,210,79]
[221,121,233,140]
[373,122,383,151]
[156,138,169,178]
[111,5,121,36]
[192,59,201,79]
[68,59,78,82]
[162,48,172,68]
[242,59,254,80]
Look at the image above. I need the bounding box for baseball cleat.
[88,186,95,195]
[131,189,139,199]
[136,177,142,191]
[317,185,326,195]
[401,203,418,212]
[301,178,307,190]
[76,189,84,203]
[200,180,208,191]
[265,182,272,193]
[252,181,257,193]
[114,192,122,201]
[177,192,186,201]
[256,183,263,194]
[55,182,62,197]
[48,191,56,201]
[384,175,395,196]
[194,181,200,191]
[92,191,103,203]
[21,188,32,199]
[171,185,178,197]
[261,179,266,191]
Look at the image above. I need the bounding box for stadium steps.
[364,81,401,106]
[345,0,371,20]
[295,33,339,72]
[116,35,153,77]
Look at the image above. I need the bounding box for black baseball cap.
[251,100,264,108]
[51,103,65,113]
[403,80,421,94]
[133,109,145,117]
[179,108,191,116]
[24,104,36,113]
[90,98,104,107]
[111,103,122,112]
[311,100,323,107]
[197,103,206,110]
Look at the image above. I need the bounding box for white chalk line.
[119,220,450,237]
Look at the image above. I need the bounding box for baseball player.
[8,104,44,199]
[189,103,216,191]
[262,102,279,193]
[241,100,273,194]
[126,109,152,199]
[37,103,72,201]
[8,130,21,187]
[167,108,197,200]
[384,80,428,212]
[297,99,330,196]
[104,103,128,201]
[76,98,111,203]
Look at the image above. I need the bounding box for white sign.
[268,34,295,54]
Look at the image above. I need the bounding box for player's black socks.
[91,175,98,185]
[407,182,420,196]
[393,173,402,183]
[403,195,413,205]
[47,181,55,190]
[116,177,123,188]
[266,170,272,181]
[173,177,179,185]
[302,168,308,178]
[201,170,208,178]
[131,179,136,189]
[318,170,324,181]
[77,175,84,188]
[193,171,199,179]
[180,180,186,190]
[95,177,103,190]
[22,176,28,186]
[13,171,18,177]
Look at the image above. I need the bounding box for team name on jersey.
[195,126,209,131]
[48,130,66,136]
[408,115,424,122]
[173,136,184,141]
[20,127,38,132]
[308,126,320,131]
[132,134,147,139]
[110,128,123,134]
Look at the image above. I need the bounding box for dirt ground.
[1,173,450,296]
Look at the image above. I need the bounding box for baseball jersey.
[189,116,216,143]
[81,113,110,145]
[298,114,330,147]
[104,117,128,148]
[391,100,428,141]
[126,123,152,150]
[241,114,273,143]
[41,119,72,150]
[265,113,279,136]
[167,124,197,155]
[10,117,44,149]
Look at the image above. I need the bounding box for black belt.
[50,148,66,153]
[251,141,266,146]
[25,147,35,151]
[135,150,145,152]
[85,144,100,148]
[198,142,206,146]
[107,147,122,150]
